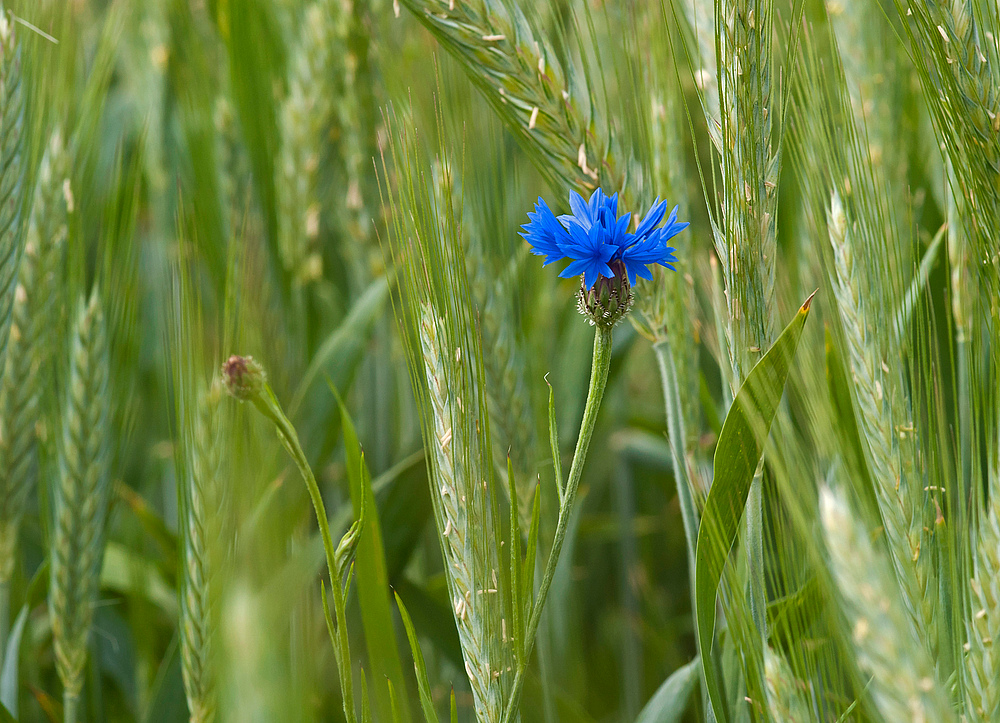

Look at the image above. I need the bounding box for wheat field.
[0,0,997,721]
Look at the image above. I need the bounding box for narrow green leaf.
[360,669,372,723]
[291,276,390,415]
[391,578,462,668]
[388,679,403,723]
[695,292,815,723]
[321,583,338,652]
[395,592,441,723]
[824,326,876,515]
[336,389,411,723]
[546,376,563,502]
[450,689,457,723]
[893,222,945,342]
[508,456,523,660]
[522,486,541,617]
[101,542,178,618]
[0,605,26,717]
[634,657,700,723]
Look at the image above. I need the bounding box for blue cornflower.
[520,189,688,289]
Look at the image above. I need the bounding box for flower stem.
[502,325,613,722]
[250,385,357,723]
[64,691,78,723]
[0,579,9,662]
[652,340,699,607]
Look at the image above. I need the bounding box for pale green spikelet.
[901,0,1000,301]
[681,0,778,388]
[820,487,954,723]
[0,7,25,374]
[277,0,349,286]
[679,0,720,146]
[826,190,931,638]
[0,129,69,584]
[49,291,112,719]
[965,446,1000,722]
[419,305,503,721]
[397,0,607,192]
[180,382,223,723]
[467,243,535,523]
[717,0,779,387]
[338,0,382,275]
[827,0,907,191]
[49,290,110,721]
[764,648,812,722]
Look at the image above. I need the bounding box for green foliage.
[3,0,1000,721]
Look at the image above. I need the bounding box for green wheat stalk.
[277,0,349,287]
[420,304,505,721]
[820,486,954,723]
[764,648,813,722]
[826,190,931,638]
[49,291,112,723]
[180,382,223,723]
[965,429,1000,721]
[899,0,1000,304]
[0,8,24,381]
[0,129,68,588]
[397,0,608,192]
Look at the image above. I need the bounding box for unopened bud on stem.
[222,355,265,402]
[577,259,634,328]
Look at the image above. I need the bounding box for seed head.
[222,355,265,402]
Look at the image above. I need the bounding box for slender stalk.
[249,384,357,723]
[64,691,78,723]
[0,579,7,660]
[502,325,613,722]
[653,340,699,580]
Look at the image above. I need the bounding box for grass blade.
[695,292,815,722]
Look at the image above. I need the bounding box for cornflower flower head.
[521,189,687,327]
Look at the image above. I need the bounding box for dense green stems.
[502,324,613,722]
[249,385,357,723]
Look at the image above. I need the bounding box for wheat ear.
[180,382,223,723]
[0,130,68,585]
[0,8,24,374]
[826,190,931,638]
[277,0,349,287]
[764,648,812,721]
[821,486,954,723]
[420,305,503,722]
[49,292,112,723]
[965,442,1000,721]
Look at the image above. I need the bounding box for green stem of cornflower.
[250,384,358,723]
[502,324,614,723]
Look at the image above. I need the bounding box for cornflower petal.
[522,188,687,293]
[520,197,572,265]
[635,198,668,239]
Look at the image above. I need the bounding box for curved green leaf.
[634,657,700,723]
[395,592,441,723]
[695,292,815,723]
[336,389,411,723]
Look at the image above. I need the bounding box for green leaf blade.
[694,292,815,723]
